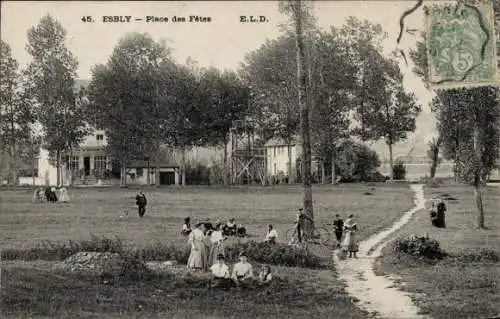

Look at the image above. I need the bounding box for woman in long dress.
[187,222,208,270]
[59,187,70,202]
[208,224,225,266]
[342,214,359,258]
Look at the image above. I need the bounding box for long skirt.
[341,231,358,252]
[187,240,207,269]
[208,242,225,266]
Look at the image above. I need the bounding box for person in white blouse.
[209,254,231,288]
[231,252,254,287]
[264,224,278,244]
[187,222,208,270]
[208,223,226,266]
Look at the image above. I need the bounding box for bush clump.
[225,241,325,269]
[451,248,499,263]
[391,235,446,260]
[1,234,124,261]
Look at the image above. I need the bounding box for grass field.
[0,184,414,250]
[374,184,500,319]
[0,183,414,318]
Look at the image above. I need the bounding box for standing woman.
[342,214,359,258]
[187,222,208,271]
[208,223,226,266]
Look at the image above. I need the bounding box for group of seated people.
[182,217,248,237]
[32,186,70,203]
[209,252,272,289]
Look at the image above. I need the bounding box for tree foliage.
[25,15,87,185]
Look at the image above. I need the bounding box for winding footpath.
[335,184,430,319]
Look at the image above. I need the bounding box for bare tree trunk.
[287,142,293,184]
[388,143,394,180]
[223,138,228,186]
[32,141,36,187]
[56,149,61,186]
[69,146,74,186]
[473,125,485,228]
[120,159,127,187]
[331,151,337,184]
[182,147,186,186]
[321,160,325,184]
[295,0,314,240]
[147,157,151,186]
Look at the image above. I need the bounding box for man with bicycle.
[294,208,313,243]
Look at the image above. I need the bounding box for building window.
[94,156,107,171]
[68,156,79,171]
[96,134,104,141]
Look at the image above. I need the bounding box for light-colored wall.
[266,145,298,176]
[126,167,179,185]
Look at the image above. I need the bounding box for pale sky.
[1,0,447,157]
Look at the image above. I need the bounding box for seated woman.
[209,254,232,289]
[257,265,272,285]
[202,219,214,235]
[231,252,254,287]
[181,217,192,236]
[264,224,278,244]
[223,218,237,236]
[236,224,247,237]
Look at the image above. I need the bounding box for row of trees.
[1,9,421,188]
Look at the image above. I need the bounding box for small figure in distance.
[135,189,147,218]
[257,265,273,285]
[264,224,278,244]
[182,217,192,236]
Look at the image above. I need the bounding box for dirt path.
[335,184,430,319]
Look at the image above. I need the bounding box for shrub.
[451,248,499,263]
[224,241,326,269]
[391,235,446,260]
[1,234,124,261]
[132,243,190,264]
[392,161,407,180]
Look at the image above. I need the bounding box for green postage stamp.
[425,1,499,89]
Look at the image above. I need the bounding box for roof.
[264,135,301,147]
[127,160,179,168]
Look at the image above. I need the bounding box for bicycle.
[284,223,335,247]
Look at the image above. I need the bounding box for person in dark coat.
[333,214,344,248]
[436,200,446,228]
[45,186,58,202]
[136,189,147,218]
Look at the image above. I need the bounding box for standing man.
[136,189,147,218]
[333,213,344,248]
[295,208,313,243]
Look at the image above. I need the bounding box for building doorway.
[84,157,90,176]
[159,171,175,185]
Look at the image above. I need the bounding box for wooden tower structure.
[229,118,266,184]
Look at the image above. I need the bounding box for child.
[257,265,272,285]
[333,214,344,248]
[181,217,192,236]
[265,224,278,244]
[209,254,231,288]
[135,189,147,218]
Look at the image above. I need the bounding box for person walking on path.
[342,214,359,258]
[135,189,147,218]
[187,222,208,271]
[333,214,344,248]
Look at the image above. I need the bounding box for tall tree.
[426,136,441,179]
[86,32,175,186]
[354,57,421,179]
[280,0,315,239]
[0,40,29,185]
[25,15,87,186]
[241,35,300,183]
[200,67,250,185]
